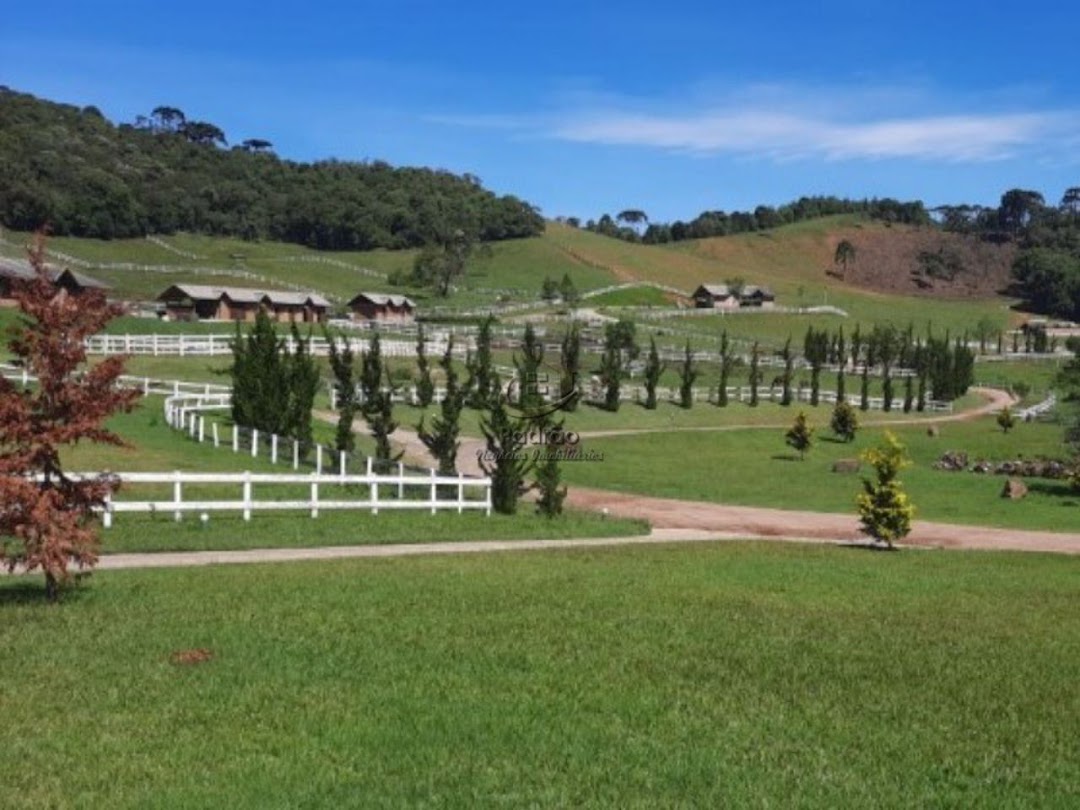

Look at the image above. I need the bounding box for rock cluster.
[934,451,1071,479]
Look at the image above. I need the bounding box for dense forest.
[570,196,930,244]
[937,189,1080,321]
[0,87,544,250]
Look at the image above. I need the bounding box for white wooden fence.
[97,467,491,526]
[1017,393,1057,421]
[84,334,469,358]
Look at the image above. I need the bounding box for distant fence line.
[1017,393,1057,421]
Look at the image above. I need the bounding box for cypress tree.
[678,340,697,409]
[326,330,357,452]
[418,336,463,478]
[559,321,581,411]
[718,330,733,407]
[749,342,762,407]
[643,337,664,409]
[415,323,435,408]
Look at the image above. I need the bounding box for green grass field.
[561,416,1078,532]
[2,542,1078,807]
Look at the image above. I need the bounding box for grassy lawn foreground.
[1,542,1078,807]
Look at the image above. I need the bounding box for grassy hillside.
[2,216,1022,341]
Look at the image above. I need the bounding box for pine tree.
[643,337,664,409]
[785,411,814,459]
[326,331,357,452]
[479,397,531,514]
[418,337,463,477]
[0,235,142,599]
[997,406,1016,434]
[678,339,697,408]
[857,432,915,549]
[830,400,859,442]
[415,323,435,408]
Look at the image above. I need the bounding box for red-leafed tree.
[0,234,140,599]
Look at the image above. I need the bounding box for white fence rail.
[92,468,492,526]
[84,334,469,358]
[1018,393,1057,421]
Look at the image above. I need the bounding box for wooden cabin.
[157,285,330,323]
[347,292,416,323]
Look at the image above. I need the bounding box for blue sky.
[3,0,1079,222]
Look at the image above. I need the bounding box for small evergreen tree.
[857,431,915,549]
[479,397,531,514]
[415,323,435,408]
[997,406,1016,434]
[540,276,559,301]
[559,273,580,306]
[643,337,664,409]
[830,400,859,442]
[678,340,697,408]
[785,411,814,459]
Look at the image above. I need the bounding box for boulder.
[832,459,861,474]
[1001,478,1028,500]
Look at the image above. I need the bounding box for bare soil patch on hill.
[830,227,1016,299]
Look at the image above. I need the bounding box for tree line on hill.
[0,87,544,249]
[563,196,930,244]
[934,188,1080,321]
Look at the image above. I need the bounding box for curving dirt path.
[316,387,1080,555]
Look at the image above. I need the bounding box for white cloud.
[429,84,1078,163]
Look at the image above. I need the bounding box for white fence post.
[213,422,220,448]
[430,469,437,514]
[233,424,239,453]
[310,473,319,518]
[397,461,404,499]
[251,429,259,459]
[243,472,252,522]
[293,440,299,470]
[457,474,465,514]
[316,444,323,475]
[102,492,112,529]
[198,416,205,443]
[271,434,279,464]
[340,450,347,480]
[173,470,183,522]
